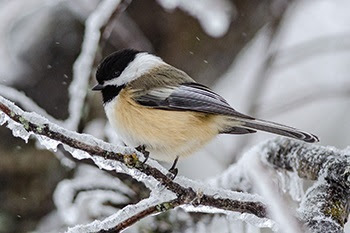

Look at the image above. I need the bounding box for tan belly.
[105,89,228,162]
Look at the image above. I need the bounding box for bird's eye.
[113,71,121,77]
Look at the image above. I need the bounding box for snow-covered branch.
[67,196,180,233]
[209,138,350,233]
[262,138,350,232]
[0,95,269,232]
[105,198,180,233]
[66,0,122,130]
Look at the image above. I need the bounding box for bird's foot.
[167,156,179,180]
[135,145,150,165]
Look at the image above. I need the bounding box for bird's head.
[92,48,164,103]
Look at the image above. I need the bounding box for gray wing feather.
[134,83,254,119]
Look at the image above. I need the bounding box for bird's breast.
[104,89,228,161]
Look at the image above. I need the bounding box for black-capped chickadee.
[92,49,319,168]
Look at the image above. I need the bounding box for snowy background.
[0,0,349,232]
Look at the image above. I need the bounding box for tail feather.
[231,118,319,143]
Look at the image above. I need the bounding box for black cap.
[95,49,140,84]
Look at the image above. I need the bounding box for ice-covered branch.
[261,138,343,180]
[248,153,303,233]
[299,178,347,233]
[261,138,350,232]
[0,95,270,232]
[97,198,181,233]
[67,195,180,233]
[210,138,350,232]
[65,0,122,130]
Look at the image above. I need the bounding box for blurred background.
[0,0,349,232]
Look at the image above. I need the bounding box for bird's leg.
[167,156,179,179]
[135,145,150,164]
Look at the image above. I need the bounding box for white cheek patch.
[104,53,166,86]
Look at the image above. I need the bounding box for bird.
[92,48,319,174]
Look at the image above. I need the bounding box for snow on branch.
[65,0,122,130]
[0,95,270,232]
[248,153,303,233]
[68,196,181,233]
[54,165,138,225]
[209,138,350,233]
[262,138,350,232]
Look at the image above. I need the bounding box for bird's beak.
[92,84,104,91]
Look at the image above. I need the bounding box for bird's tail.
[225,117,319,143]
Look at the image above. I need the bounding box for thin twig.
[99,198,181,233]
[100,0,133,47]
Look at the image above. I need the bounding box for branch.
[210,138,350,233]
[0,95,270,232]
[66,196,178,233]
[261,138,350,232]
[100,0,133,44]
[53,164,147,225]
[66,0,122,130]
[248,153,303,233]
[98,198,181,233]
[299,179,347,233]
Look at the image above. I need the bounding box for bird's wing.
[132,82,254,119]
[132,82,319,142]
